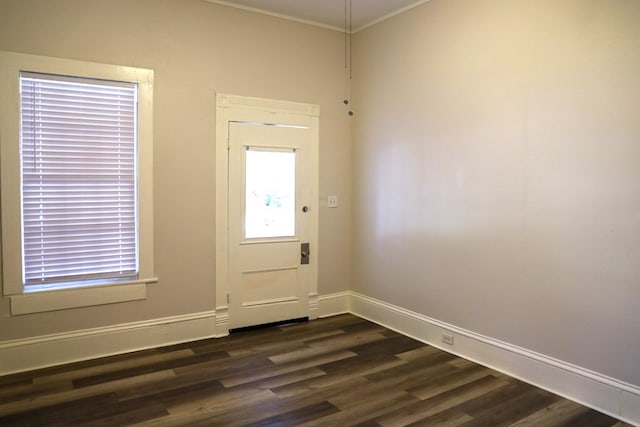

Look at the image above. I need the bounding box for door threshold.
[229,317,309,334]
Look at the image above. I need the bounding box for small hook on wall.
[343,99,354,116]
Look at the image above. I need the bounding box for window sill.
[9,278,158,316]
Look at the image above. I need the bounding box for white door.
[227,121,313,329]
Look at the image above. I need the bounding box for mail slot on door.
[301,242,310,265]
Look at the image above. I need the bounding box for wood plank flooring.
[0,314,632,426]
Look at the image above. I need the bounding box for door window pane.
[245,148,296,239]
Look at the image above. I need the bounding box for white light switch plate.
[328,195,338,208]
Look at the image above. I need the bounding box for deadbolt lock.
[301,242,310,265]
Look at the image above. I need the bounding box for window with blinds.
[20,72,139,288]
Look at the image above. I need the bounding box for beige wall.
[0,0,351,340]
[352,0,640,385]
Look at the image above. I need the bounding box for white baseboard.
[318,291,351,317]
[0,290,348,376]
[0,310,217,376]
[2,292,638,426]
[308,293,320,320]
[349,291,640,426]
[214,306,230,337]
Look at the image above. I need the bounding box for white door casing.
[215,94,319,334]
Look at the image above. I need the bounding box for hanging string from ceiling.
[349,0,353,81]
[344,0,348,73]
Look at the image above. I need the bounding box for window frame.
[0,51,156,315]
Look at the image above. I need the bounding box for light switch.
[328,195,338,208]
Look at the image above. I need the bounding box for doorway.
[215,94,319,333]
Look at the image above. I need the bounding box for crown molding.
[203,0,432,34]
[204,0,345,33]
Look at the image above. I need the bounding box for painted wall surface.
[0,0,351,340]
[351,0,640,385]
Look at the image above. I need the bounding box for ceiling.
[206,0,428,33]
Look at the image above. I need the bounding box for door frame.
[215,93,320,336]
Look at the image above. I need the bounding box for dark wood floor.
[0,314,631,426]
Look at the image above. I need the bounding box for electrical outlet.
[441,332,454,346]
[328,195,338,208]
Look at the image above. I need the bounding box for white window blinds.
[20,72,138,287]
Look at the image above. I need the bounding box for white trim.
[216,93,320,116]
[10,279,158,315]
[215,305,230,337]
[352,0,433,33]
[203,0,431,34]
[318,291,351,318]
[204,0,345,33]
[349,291,640,426]
[0,310,217,376]
[308,293,319,320]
